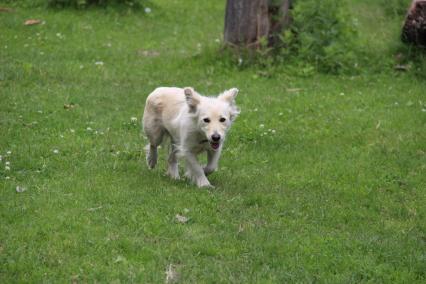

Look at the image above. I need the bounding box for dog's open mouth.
[210,142,220,150]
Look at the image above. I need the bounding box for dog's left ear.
[219,88,240,121]
[219,88,239,104]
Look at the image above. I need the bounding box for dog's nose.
[211,134,221,142]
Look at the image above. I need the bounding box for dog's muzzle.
[199,139,220,150]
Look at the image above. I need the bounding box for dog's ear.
[219,88,239,104]
[184,87,200,113]
[219,88,240,121]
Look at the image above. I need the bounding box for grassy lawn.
[1,0,425,282]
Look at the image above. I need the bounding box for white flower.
[271,129,276,134]
[131,117,138,123]
[79,65,84,69]
[86,127,93,131]
[422,108,426,112]
[95,61,104,66]
[340,92,345,96]
[70,129,75,133]
[144,7,152,13]
[259,124,264,128]
[37,110,43,113]
[60,135,64,138]
[6,151,11,155]
[214,38,220,43]
[279,112,283,116]
[254,108,258,112]
[5,166,10,171]
[0,155,2,161]
[16,186,26,193]
[238,57,243,65]
[5,176,10,180]
[53,149,59,154]
[106,42,112,47]
[5,161,10,166]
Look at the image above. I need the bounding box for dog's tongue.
[210,142,220,150]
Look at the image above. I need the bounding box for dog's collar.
[199,139,208,144]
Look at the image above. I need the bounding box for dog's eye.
[219,117,226,123]
[203,118,210,123]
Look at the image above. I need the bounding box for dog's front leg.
[184,152,212,188]
[204,149,221,176]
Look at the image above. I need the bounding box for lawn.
[1,0,425,282]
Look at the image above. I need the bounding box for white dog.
[142,87,240,187]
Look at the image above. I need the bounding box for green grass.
[1,0,425,282]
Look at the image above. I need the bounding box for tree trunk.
[224,0,292,48]
[402,0,426,46]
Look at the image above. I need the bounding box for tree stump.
[402,0,426,46]
[224,0,292,48]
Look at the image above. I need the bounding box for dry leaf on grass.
[165,264,179,283]
[175,214,189,224]
[24,19,42,26]
[0,7,13,12]
[394,64,411,71]
[87,206,102,212]
[137,49,160,57]
[286,88,302,93]
[64,103,75,110]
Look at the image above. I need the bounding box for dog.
[142,87,240,187]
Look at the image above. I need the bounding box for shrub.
[278,0,360,74]
[381,0,410,17]
[48,0,147,9]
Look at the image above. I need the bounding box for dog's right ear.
[184,87,200,113]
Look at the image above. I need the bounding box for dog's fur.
[142,87,239,187]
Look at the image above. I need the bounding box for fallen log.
[402,0,426,46]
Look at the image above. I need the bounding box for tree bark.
[402,0,426,46]
[224,0,291,48]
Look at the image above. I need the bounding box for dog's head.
[184,87,240,151]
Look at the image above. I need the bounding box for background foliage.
[279,0,359,74]
[1,0,148,9]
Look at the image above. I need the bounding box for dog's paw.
[185,171,212,188]
[195,177,212,188]
[167,168,180,180]
[203,166,216,176]
[146,157,157,169]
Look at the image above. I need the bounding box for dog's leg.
[145,127,165,169]
[204,149,221,176]
[184,152,212,188]
[167,143,180,179]
[146,144,158,169]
